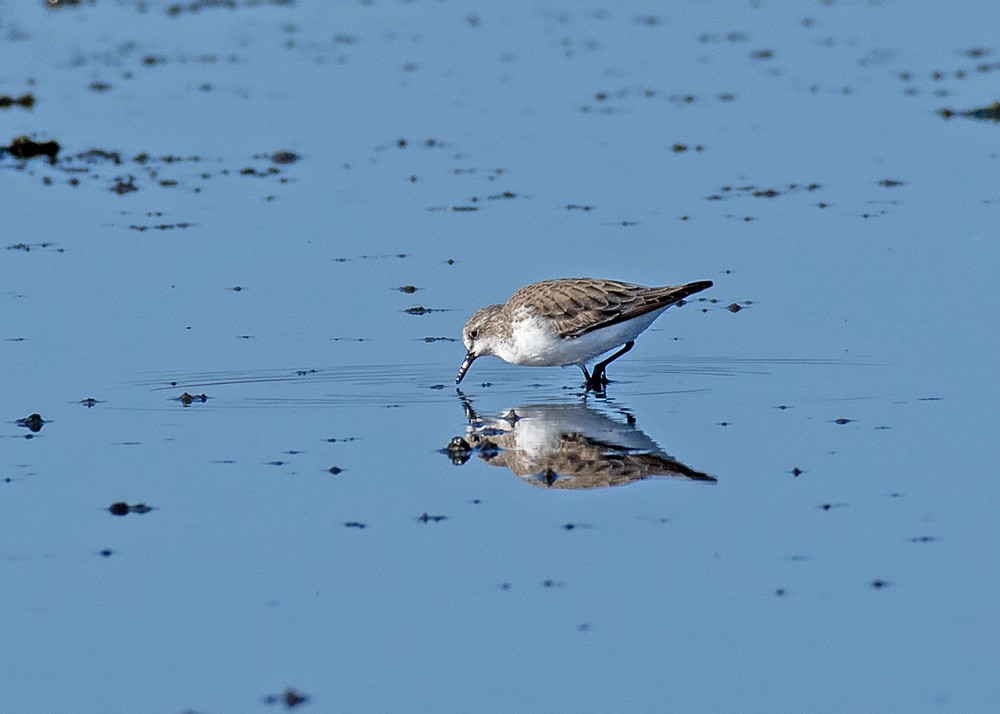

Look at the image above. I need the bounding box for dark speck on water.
[270,150,299,164]
[3,135,60,162]
[418,512,447,523]
[940,101,1000,121]
[16,413,46,432]
[0,94,35,109]
[262,687,309,709]
[108,502,153,516]
[111,175,139,194]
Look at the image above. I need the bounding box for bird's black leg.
[580,365,593,387]
[590,341,634,387]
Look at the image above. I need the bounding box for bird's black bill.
[456,351,477,384]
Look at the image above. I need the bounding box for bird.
[456,277,712,389]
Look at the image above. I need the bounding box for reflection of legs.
[583,341,634,390]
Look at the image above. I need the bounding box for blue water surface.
[2,1,999,712]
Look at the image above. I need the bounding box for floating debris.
[178,392,208,405]
[262,687,309,709]
[108,502,153,516]
[3,135,60,162]
[397,284,419,293]
[16,413,46,432]
[270,150,299,164]
[327,466,344,475]
[129,222,191,231]
[940,101,1000,121]
[111,175,138,194]
[417,512,447,523]
[0,94,35,109]
[833,417,854,425]
[344,521,366,529]
[80,397,100,408]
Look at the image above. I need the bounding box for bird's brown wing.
[509,278,712,339]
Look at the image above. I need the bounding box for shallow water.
[3,1,1000,712]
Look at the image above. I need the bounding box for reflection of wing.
[510,278,712,339]
[490,432,715,489]
[464,403,716,491]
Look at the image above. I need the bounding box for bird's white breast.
[497,307,669,367]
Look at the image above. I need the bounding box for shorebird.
[456,277,712,389]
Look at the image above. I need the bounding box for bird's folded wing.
[514,278,711,339]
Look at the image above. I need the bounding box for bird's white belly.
[498,308,668,367]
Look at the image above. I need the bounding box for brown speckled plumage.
[505,278,712,338]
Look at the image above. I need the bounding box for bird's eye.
[469,329,480,339]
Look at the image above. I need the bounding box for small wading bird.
[457,277,712,390]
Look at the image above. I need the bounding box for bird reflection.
[448,393,716,489]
